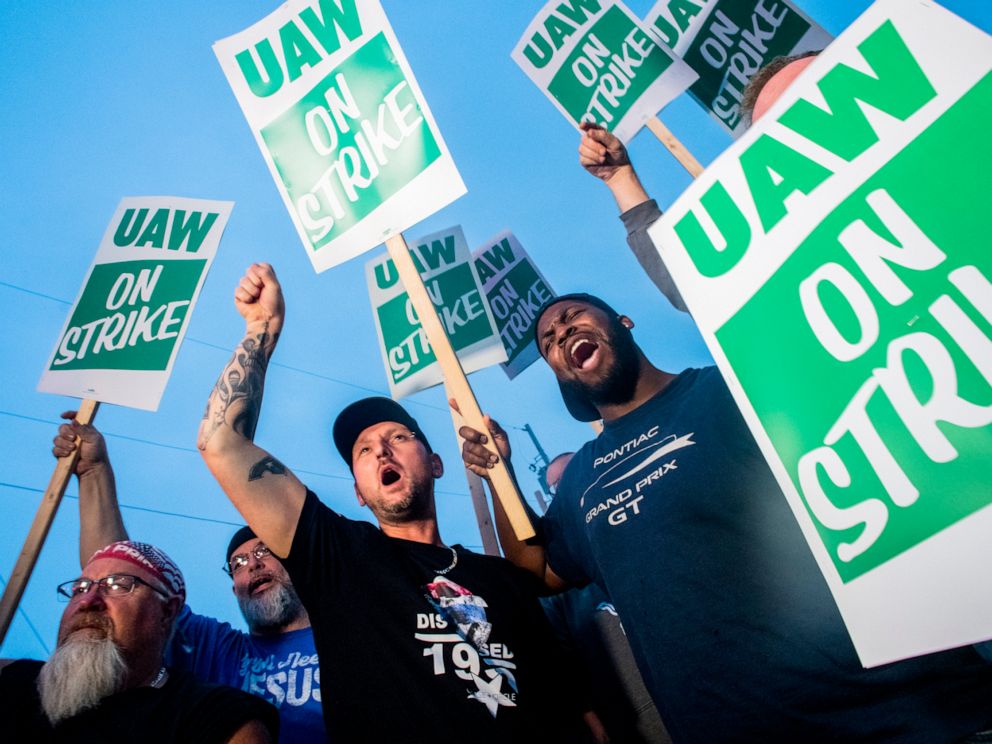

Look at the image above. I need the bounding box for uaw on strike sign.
[649,0,992,666]
[214,0,465,273]
[38,197,232,411]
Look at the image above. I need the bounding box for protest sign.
[645,0,831,137]
[512,0,698,143]
[214,0,465,272]
[367,226,506,399]
[647,0,992,666]
[472,231,555,380]
[38,196,233,411]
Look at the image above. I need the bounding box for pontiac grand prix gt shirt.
[543,366,992,743]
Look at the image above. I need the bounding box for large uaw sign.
[38,197,233,410]
[644,0,831,137]
[367,226,506,399]
[472,232,555,380]
[214,0,465,272]
[513,0,697,143]
[648,0,992,666]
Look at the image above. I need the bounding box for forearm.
[604,164,651,213]
[197,319,303,558]
[77,462,128,567]
[621,199,689,313]
[198,320,278,454]
[485,466,550,582]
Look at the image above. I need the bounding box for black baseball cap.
[333,397,432,469]
[534,293,623,423]
[226,526,257,564]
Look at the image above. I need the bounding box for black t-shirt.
[281,489,576,743]
[0,660,278,743]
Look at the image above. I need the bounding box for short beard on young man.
[37,636,128,725]
[239,580,305,633]
[561,316,642,409]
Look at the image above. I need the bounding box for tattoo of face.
[248,455,287,482]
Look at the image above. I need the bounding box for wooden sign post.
[648,116,703,178]
[0,399,100,644]
[386,234,534,541]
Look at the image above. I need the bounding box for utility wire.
[0,411,473,500]
[0,279,448,414]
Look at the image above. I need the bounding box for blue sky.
[1,0,989,659]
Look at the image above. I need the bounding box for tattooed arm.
[197,263,305,558]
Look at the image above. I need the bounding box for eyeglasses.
[224,544,272,576]
[57,574,171,602]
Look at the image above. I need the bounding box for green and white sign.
[367,226,506,399]
[214,0,465,273]
[38,196,233,411]
[472,231,555,380]
[645,0,831,137]
[512,0,698,143]
[648,0,992,666]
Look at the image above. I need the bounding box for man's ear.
[162,596,183,628]
[431,453,443,479]
[354,482,367,508]
[619,315,634,329]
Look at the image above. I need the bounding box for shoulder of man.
[166,668,279,743]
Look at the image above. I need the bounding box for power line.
[0,279,448,414]
[0,410,473,499]
[0,570,50,656]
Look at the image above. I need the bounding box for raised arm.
[197,263,305,558]
[458,415,567,593]
[52,411,128,568]
[579,123,688,312]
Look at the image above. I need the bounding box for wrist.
[246,318,282,341]
[605,166,649,212]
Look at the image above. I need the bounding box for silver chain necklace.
[435,545,458,576]
[150,667,168,689]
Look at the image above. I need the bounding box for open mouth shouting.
[567,335,602,372]
[380,466,402,487]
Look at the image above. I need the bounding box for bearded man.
[0,541,276,743]
[50,413,324,743]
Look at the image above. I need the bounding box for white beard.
[238,581,304,633]
[37,636,128,725]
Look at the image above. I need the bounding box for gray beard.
[238,580,304,633]
[37,636,127,725]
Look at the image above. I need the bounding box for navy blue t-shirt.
[544,366,992,743]
[167,607,324,743]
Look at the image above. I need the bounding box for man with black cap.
[51,412,323,743]
[197,262,577,742]
[459,292,992,742]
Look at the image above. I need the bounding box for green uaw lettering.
[778,21,936,161]
[415,235,456,271]
[474,238,516,283]
[741,134,833,232]
[137,209,170,248]
[234,0,363,97]
[522,0,602,69]
[114,208,219,253]
[650,0,703,47]
[673,181,752,278]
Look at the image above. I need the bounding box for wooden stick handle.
[385,234,535,541]
[0,399,100,645]
[647,116,704,178]
[445,384,500,556]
